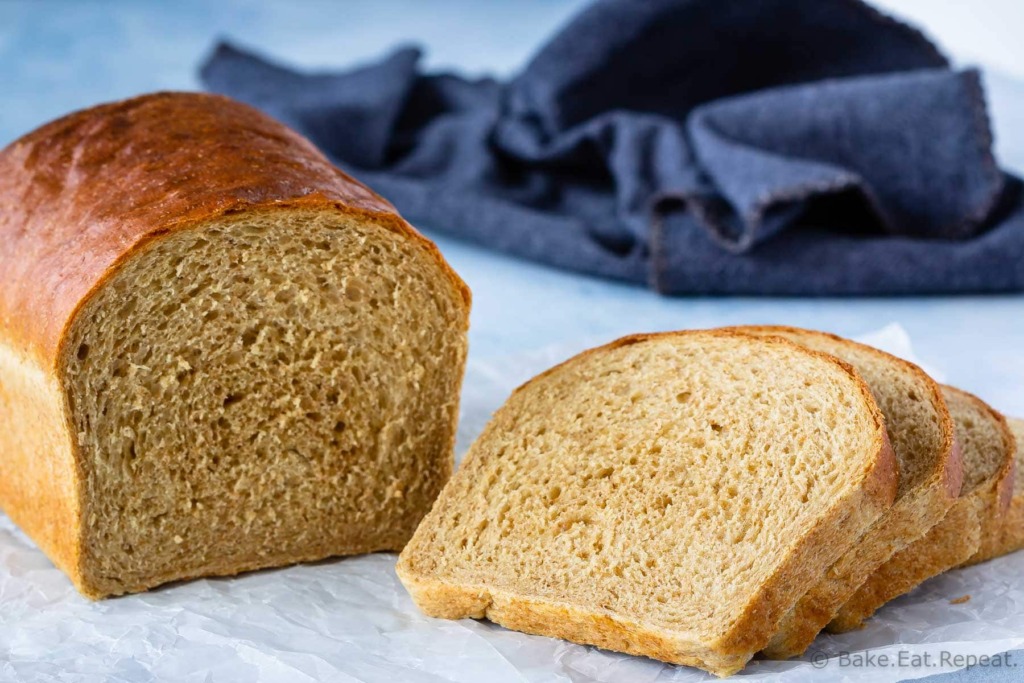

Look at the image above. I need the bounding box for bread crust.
[398,329,897,676]
[724,326,960,658]
[0,93,470,596]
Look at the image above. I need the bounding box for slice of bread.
[397,330,896,677]
[830,386,1013,631]
[730,326,960,659]
[989,417,1024,558]
[961,395,1018,566]
[0,93,471,598]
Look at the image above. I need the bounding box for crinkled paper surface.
[3,324,1023,682]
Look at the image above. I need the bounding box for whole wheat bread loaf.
[731,326,960,659]
[0,93,470,598]
[830,386,1013,631]
[397,330,896,677]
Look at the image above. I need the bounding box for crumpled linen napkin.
[201,0,1024,295]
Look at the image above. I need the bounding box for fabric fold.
[202,42,423,169]
[503,0,948,136]
[200,0,1024,295]
[650,178,1024,295]
[684,69,1005,252]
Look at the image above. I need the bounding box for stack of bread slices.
[398,326,1023,677]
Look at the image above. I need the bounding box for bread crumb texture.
[63,209,468,597]
[398,330,894,676]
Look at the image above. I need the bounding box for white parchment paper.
[3,324,1023,682]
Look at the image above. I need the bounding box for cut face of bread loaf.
[730,326,960,659]
[0,93,470,598]
[397,331,896,677]
[830,386,1013,632]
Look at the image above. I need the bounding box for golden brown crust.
[399,329,897,676]
[0,92,470,598]
[0,347,82,582]
[0,92,470,369]
[398,574,750,675]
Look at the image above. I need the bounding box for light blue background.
[2,2,1024,681]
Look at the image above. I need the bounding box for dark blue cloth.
[201,0,1024,295]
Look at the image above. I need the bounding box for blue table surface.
[3,2,1024,681]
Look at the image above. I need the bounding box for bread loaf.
[0,92,470,598]
[732,326,960,659]
[397,330,896,677]
[830,386,1013,631]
